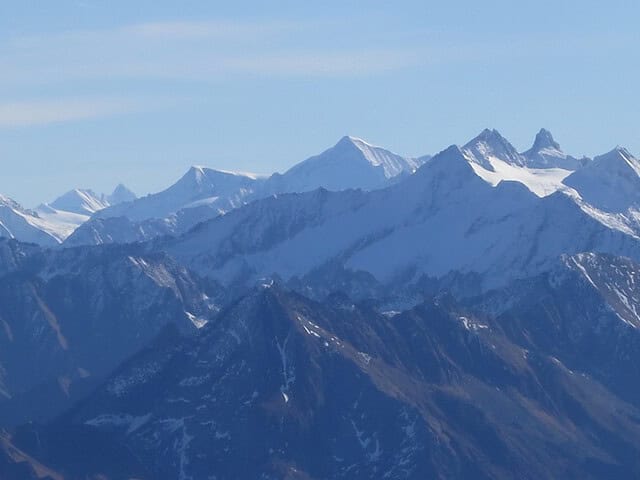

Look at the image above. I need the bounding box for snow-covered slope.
[462,129,526,169]
[20,184,140,244]
[465,156,573,197]
[461,129,574,197]
[165,145,640,292]
[563,147,640,213]
[49,188,108,216]
[96,137,420,224]
[522,128,585,170]
[95,166,265,222]
[271,135,423,193]
[71,137,424,246]
[0,195,69,245]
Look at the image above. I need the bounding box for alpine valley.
[3,129,640,479]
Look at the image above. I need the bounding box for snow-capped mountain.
[462,128,526,169]
[270,135,423,193]
[48,188,109,216]
[0,194,69,246]
[45,184,137,217]
[70,136,424,247]
[162,144,640,295]
[460,129,575,197]
[0,185,138,247]
[522,128,585,170]
[106,183,137,205]
[563,146,640,213]
[94,166,265,222]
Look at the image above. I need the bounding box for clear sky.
[1,0,639,206]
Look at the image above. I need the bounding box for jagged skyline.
[1,1,639,205]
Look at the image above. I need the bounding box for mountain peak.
[531,128,561,152]
[186,165,207,181]
[476,128,505,142]
[522,128,583,170]
[334,135,385,157]
[611,145,634,158]
[107,184,136,205]
[593,146,640,175]
[563,146,640,212]
[280,135,417,192]
[337,134,368,147]
[410,144,480,190]
[595,145,635,162]
[49,188,108,215]
[462,128,524,169]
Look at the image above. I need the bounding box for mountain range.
[3,128,640,479]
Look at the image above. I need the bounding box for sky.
[1,0,639,206]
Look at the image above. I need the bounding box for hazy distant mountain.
[269,135,424,193]
[71,136,424,246]
[165,144,640,293]
[0,194,69,246]
[0,185,138,246]
[49,188,109,216]
[522,128,586,170]
[105,183,137,205]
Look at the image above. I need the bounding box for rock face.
[17,264,640,479]
[522,128,585,170]
[0,241,221,426]
[0,431,64,480]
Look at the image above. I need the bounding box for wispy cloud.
[0,19,420,86]
[0,97,154,127]
[0,18,633,129]
[0,19,426,127]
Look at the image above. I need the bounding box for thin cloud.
[0,97,153,127]
[125,20,305,39]
[219,50,421,76]
[0,19,422,85]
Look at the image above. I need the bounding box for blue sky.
[1,0,639,205]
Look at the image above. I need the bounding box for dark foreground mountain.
[9,253,640,479]
[0,239,221,427]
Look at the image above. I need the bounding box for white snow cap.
[463,128,526,169]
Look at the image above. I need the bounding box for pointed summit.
[462,128,525,170]
[523,128,583,170]
[49,188,109,216]
[408,144,485,195]
[279,135,419,192]
[106,184,136,205]
[592,146,640,177]
[563,146,640,212]
[531,128,561,151]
